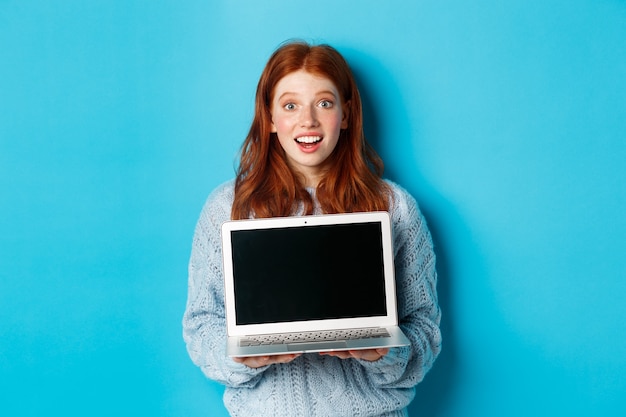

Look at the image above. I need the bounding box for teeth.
[295,136,322,144]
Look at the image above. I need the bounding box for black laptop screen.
[230,222,388,325]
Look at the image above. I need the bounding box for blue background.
[1,1,625,416]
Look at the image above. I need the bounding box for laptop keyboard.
[239,327,391,347]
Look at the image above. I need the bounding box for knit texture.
[183,180,441,417]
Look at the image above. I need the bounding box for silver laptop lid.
[221,211,398,337]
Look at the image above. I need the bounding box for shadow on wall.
[345,47,461,416]
[406,202,459,417]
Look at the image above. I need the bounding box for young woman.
[183,41,441,417]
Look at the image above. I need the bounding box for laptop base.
[227,326,409,357]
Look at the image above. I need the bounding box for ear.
[270,115,277,133]
[341,100,350,129]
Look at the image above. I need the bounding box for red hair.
[231,41,390,219]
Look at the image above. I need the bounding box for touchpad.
[287,341,348,352]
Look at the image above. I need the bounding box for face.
[270,70,348,187]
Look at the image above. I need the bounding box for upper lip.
[295,132,323,141]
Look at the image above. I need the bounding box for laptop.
[221,211,410,357]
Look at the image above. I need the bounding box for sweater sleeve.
[357,183,442,388]
[182,182,268,387]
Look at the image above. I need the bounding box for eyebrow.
[276,90,339,102]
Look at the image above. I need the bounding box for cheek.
[273,119,295,147]
[272,115,294,135]
[325,112,344,132]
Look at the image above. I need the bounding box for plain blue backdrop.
[1,1,625,416]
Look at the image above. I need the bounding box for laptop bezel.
[221,211,399,338]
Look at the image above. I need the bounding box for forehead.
[273,70,340,98]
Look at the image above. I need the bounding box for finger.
[273,355,288,363]
[235,354,301,368]
[349,348,389,361]
[233,355,269,368]
[320,351,353,360]
[274,354,301,364]
[248,356,270,368]
[376,348,390,357]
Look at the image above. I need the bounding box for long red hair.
[231,41,390,219]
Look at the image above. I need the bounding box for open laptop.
[221,211,410,357]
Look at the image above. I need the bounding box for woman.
[183,41,441,416]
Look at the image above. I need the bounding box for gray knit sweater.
[183,180,441,417]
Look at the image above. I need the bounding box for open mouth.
[295,135,322,145]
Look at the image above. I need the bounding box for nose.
[299,104,319,127]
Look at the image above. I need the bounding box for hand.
[319,348,389,362]
[233,353,302,369]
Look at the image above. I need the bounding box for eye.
[283,102,296,111]
[318,100,334,109]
